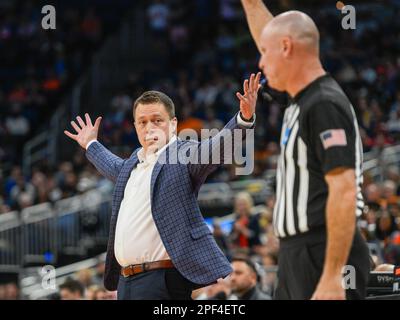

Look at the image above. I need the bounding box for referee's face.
[259,27,288,92]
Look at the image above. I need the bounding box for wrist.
[321,267,343,280]
[240,111,254,122]
[85,139,98,150]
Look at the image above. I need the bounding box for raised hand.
[64,113,102,149]
[236,72,262,121]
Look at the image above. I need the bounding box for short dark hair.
[232,257,261,283]
[133,90,175,120]
[59,279,84,296]
[232,257,257,275]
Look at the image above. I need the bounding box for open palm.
[236,72,262,120]
[64,113,102,149]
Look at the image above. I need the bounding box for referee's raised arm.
[241,0,274,53]
[240,5,371,300]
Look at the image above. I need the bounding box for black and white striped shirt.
[273,74,364,239]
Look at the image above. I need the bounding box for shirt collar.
[137,135,177,163]
[289,73,330,104]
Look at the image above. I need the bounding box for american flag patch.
[320,129,347,150]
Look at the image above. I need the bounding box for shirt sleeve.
[306,101,356,174]
[236,112,256,127]
[86,139,98,150]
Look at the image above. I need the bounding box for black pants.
[274,227,371,300]
[117,268,195,300]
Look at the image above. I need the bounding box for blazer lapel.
[113,151,139,214]
[150,138,180,203]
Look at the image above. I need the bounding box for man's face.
[134,103,177,152]
[259,27,289,92]
[230,261,256,295]
[60,289,81,300]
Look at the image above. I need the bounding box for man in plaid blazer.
[64,73,261,299]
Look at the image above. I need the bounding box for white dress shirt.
[86,113,254,267]
[113,136,177,267]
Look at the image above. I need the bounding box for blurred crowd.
[0,0,400,299]
[0,0,130,212]
[0,156,114,213]
[0,0,131,173]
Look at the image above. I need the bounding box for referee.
[241,1,371,299]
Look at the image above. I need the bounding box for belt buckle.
[122,266,130,278]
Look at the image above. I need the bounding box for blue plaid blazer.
[86,114,253,291]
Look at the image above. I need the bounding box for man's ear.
[170,117,178,134]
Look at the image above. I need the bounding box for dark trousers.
[274,227,371,300]
[117,268,195,300]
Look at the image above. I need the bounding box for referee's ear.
[282,37,293,58]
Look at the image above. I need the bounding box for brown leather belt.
[121,260,175,278]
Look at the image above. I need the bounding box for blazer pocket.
[190,225,212,240]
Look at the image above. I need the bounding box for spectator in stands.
[248,207,273,254]
[9,175,35,211]
[0,196,11,214]
[376,210,398,242]
[0,285,5,300]
[147,0,170,36]
[230,257,271,300]
[31,171,49,204]
[75,268,93,289]
[230,192,261,252]
[212,222,231,259]
[5,104,30,137]
[93,286,117,300]
[86,285,99,300]
[0,282,20,300]
[382,180,400,206]
[230,192,253,251]
[92,261,106,285]
[385,231,400,265]
[260,252,278,296]
[365,183,383,210]
[59,278,85,300]
[60,171,78,199]
[81,8,103,45]
[4,282,19,300]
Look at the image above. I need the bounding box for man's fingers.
[85,113,93,127]
[76,116,86,128]
[254,72,261,91]
[70,121,81,133]
[94,116,102,130]
[243,79,249,95]
[64,130,77,140]
[249,73,255,92]
[236,92,247,102]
